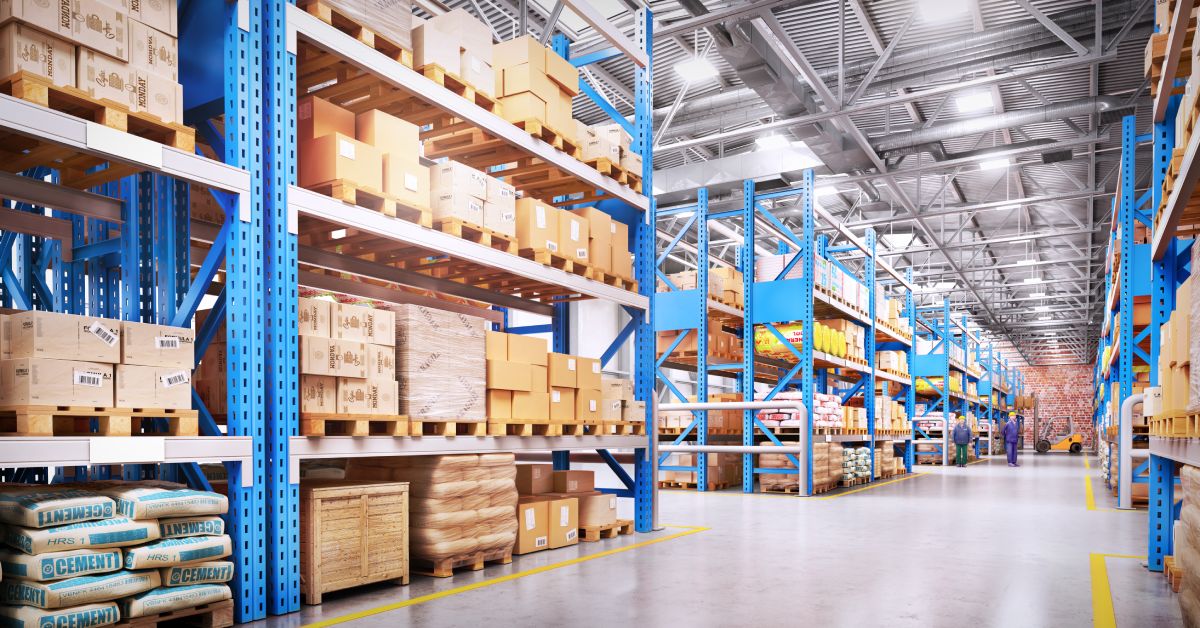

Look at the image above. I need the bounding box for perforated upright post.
[632,5,655,532]
[1116,115,1136,507]
[865,229,877,479]
[741,180,756,492]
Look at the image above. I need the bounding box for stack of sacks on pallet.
[1178,465,1200,625]
[0,482,232,626]
[842,447,871,483]
[345,454,517,566]
[753,391,842,430]
[757,443,842,492]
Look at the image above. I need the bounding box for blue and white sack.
[0,547,122,581]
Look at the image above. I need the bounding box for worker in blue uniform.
[951,418,972,467]
[1002,415,1021,467]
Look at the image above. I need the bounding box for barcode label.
[589,400,597,412]
[546,240,558,252]
[577,248,588,259]
[161,371,190,388]
[88,321,118,347]
[155,336,180,350]
[74,370,103,388]
[566,529,577,541]
[534,536,547,548]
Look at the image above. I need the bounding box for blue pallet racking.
[0,1,657,620]
[653,171,918,495]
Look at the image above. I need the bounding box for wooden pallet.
[300,413,410,436]
[601,421,646,435]
[301,0,413,66]
[410,419,488,436]
[511,118,582,157]
[588,268,639,291]
[658,480,732,491]
[486,418,561,436]
[519,248,590,277]
[0,406,199,437]
[419,64,501,117]
[435,218,518,254]
[1149,412,1200,437]
[839,476,869,487]
[305,179,432,226]
[579,519,634,542]
[114,600,233,628]
[558,422,589,436]
[1166,556,1183,592]
[413,546,512,578]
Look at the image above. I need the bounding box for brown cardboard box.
[612,250,633,280]
[575,357,601,389]
[575,388,601,423]
[299,0,410,51]
[460,50,493,96]
[552,470,594,493]
[601,377,634,401]
[332,303,372,342]
[485,331,508,360]
[0,22,75,88]
[623,400,646,422]
[573,208,612,272]
[298,297,332,337]
[1,0,125,60]
[508,334,548,365]
[483,201,516,238]
[501,63,558,101]
[493,35,545,72]
[298,96,354,141]
[611,219,629,254]
[620,150,643,175]
[549,387,574,422]
[300,337,367,379]
[299,374,337,413]
[577,493,617,527]
[582,136,620,162]
[529,365,547,393]
[592,123,631,151]
[430,161,487,200]
[546,497,578,548]
[76,49,137,110]
[383,154,430,209]
[362,307,395,347]
[486,177,516,207]
[120,322,193,368]
[514,499,549,555]
[427,8,491,61]
[0,358,113,406]
[7,311,120,363]
[336,378,398,415]
[516,464,553,494]
[431,189,485,226]
[512,390,548,420]
[544,50,579,95]
[600,398,622,421]
[545,93,575,139]
[487,359,533,391]
[487,389,512,420]
[412,22,459,74]
[547,353,577,388]
[558,211,589,263]
[366,343,395,382]
[134,69,182,124]
[498,92,546,125]
[515,198,559,253]
[115,364,190,409]
[355,109,419,151]
[128,19,177,80]
[130,0,179,36]
[299,133,384,191]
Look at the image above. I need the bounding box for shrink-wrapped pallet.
[394,305,486,421]
[299,0,413,53]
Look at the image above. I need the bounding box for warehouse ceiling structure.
[437,0,1154,366]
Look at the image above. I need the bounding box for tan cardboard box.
[300,337,367,378]
[0,22,75,88]
[483,201,516,238]
[498,92,546,125]
[611,219,629,254]
[575,388,601,423]
[516,463,553,494]
[612,250,633,280]
[0,313,7,360]
[515,198,559,253]
[115,364,190,409]
[544,50,579,95]
[8,311,120,363]
[529,365,547,393]
[0,358,113,406]
[558,211,589,263]
[501,63,558,101]
[460,50,493,96]
[545,93,575,138]
[552,470,594,493]
[430,161,487,200]
[509,334,548,365]
[486,177,515,207]
[593,123,631,151]
[493,35,545,71]
[601,377,634,401]
[332,302,372,342]
[299,374,336,413]
[134,69,181,123]
[412,22,460,74]
[363,307,395,347]
[546,496,578,548]
[76,49,137,111]
[298,297,332,337]
[487,359,533,391]
[485,331,508,360]
[549,387,574,422]
[427,8,491,61]
[120,322,193,368]
[487,389,512,420]
[512,390,548,420]
[431,189,485,226]
[600,398,622,421]
[514,499,549,555]
[298,133,384,191]
[577,493,617,527]
[620,150,643,175]
[298,96,354,142]
[576,357,601,389]
[384,154,430,209]
[1,0,124,60]
[622,399,645,422]
[337,378,399,415]
[582,136,620,162]
[573,208,613,272]
[355,109,419,151]
[366,343,395,382]
[547,353,577,388]
[128,18,176,80]
[130,0,178,36]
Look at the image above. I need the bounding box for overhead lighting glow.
[1037,315,1052,321]
[816,185,841,198]
[1029,292,1047,298]
[676,211,694,218]
[996,204,1020,212]
[674,56,718,82]
[955,92,994,113]
[980,157,1011,171]
[755,134,791,151]
[1023,277,1044,284]
[917,0,968,22]
[1033,306,1050,312]
[1014,259,1037,266]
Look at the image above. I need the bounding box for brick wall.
[1021,364,1096,447]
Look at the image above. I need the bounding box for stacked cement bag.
[346,454,518,562]
[1179,466,1200,628]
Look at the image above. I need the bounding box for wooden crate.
[300,480,409,605]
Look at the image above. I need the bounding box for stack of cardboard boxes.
[600,376,644,424]
[394,304,486,422]
[0,1,182,124]
[570,207,632,280]
[877,350,909,377]
[484,331,549,424]
[296,298,398,417]
[413,8,494,97]
[660,453,742,488]
[0,311,194,411]
[513,464,581,555]
[431,160,516,237]
[656,320,743,362]
[298,96,431,211]
[580,123,642,177]
[492,35,579,139]
[1158,271,1194,417]
[513,199,635,279]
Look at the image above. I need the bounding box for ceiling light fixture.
[1033,306,1050,312]
[1014,259,1037,266]
[980,157,1011,171]
[918,0,969,22]
[955,92,994,113]
[674,56,718,82]
[1023,277,1044,284]
[755,134,791,151]
[1029,292,1047,298]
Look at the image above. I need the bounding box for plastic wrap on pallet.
[394,304,486,421]
[300,0,414,51]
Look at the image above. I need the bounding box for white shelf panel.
[0,437,255,486]
[1150,437,1200,467]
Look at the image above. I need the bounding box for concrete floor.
[252,452,1181,628]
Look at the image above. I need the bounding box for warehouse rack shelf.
[0,437,254,479]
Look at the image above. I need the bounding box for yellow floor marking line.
[302,525,709,628]
[1091,553,1145,628]
[1085,456,1092,469]
[814,472,927,499]
[1085,477,1142,513]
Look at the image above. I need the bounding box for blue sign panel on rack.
[912,353,946,377]
[653,289,702,331]
[750,278,806,325]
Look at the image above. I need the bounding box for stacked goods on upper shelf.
[755,252,874,320]
[395,304,485,423]
[0,482,232,625]
[514,464,578,554]
[299,0,412,60]
[916,337,965,366]
[1175,466,1200,622]
[656,319,743,362]
[878,298,913,340]
[493,35,578,142]
[294,298,399,423]
[752,320,865,363]
[430,160,516,237]
[601,376,644,424]
[580,123,642,181]
[877,350,909,377]
[1151,264,1195,424]
[0,1,183,125]
[571,207,630,280]
[345,454,517,576]
[1145,2,1197,99]
[819,319,865,362]
[413,9,494,95]
[485,331,550,425]
[915,376,963,397]
[871,397,908,432]
[754,391,841,430]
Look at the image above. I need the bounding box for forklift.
[1034,415,1085,454]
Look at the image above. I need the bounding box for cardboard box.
[575,388,601,423]
[620,150,642,175]
[544,50,579,95]
[355,109,419,151]
[552,470,594,493]
[298,297,332,337]
[493,35,544,72]
[623,400,645,422]
[501,63,558,101]
[0,358,112,406]
[7,311,121,363]
[485,331,508,360]
[430,161,487,200]
[516,463,553,494]
[509,334,548,365]
[515,198,559,253]
[299,374,337,413]
[130,0,179,36]
[559,211,589,263]
[592,123,631,151]
[0,22,75,88]
[383,154,430,209]
[487,359,533,391]
[486,176,515,207]
[427,8,491,61]
[483,201,516,238]
[363,307,395,347]
[115,364,190,409]
[545,92,576,138]
[577,493,616,527]
[487,389,512,420]
[573,208,613,272]
[412,22,459,74]
[76,49,137,110]
[602,377,634,401]
[299,96,355,142]
[576,357,601,389]
[460,50,493,96]
[546,496,578,548]
[301,0,410,51]
[547,353,577,388]
[336,378,399,415]
[529,365,547,393]
[612,250,633,280]
[549,387,574,422]
[299,133,384,191]
[0,0,125,60]
[300,337,367,378]
[599,398,622,421]
[135,68,182,123]
[332,303,373,342]
[431,189,485,226]
[514,499,549,555]
[128,18,177,80]
[498,92,546,125]
[120,322,194,368]
[366,343,395,382]
[611,219,629,254]
[582,136,620,162]
[512,390,548,420]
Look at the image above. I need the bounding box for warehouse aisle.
[256,454,1174,628]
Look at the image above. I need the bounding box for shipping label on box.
[115,364,191,409]
[128,19,176,80]
[298,297,331,337]
[582,137,620,162]
[486,176,515,207]
[547,353,576,388]
[120,322,193,369]
[366,343,396,382]
[516,463,553,494]
[384,154,430,209]
[299,374,336,413]
[432,189,485,226]
[431,161,487,200]
[576,357,601,389]
[577,493,616,526]
[575,388,600,423]
[0,22,76,88]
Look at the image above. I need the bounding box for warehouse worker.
[1002,415,1021,467]
[952,418,972,467]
